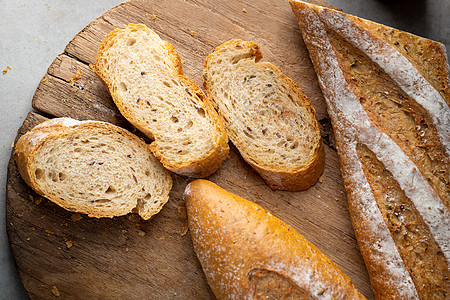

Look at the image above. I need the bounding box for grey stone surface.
[0,0,448,298]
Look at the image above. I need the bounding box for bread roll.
[290,1,449,298]
[184,179,366,299]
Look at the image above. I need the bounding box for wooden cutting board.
[6,0,374,299]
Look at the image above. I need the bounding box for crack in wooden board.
[6,0,375,298]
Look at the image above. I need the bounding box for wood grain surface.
[6,0,374,299]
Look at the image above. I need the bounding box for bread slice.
[14,118,172,220]
[203,39,324,191]
[290,1,450,298]
[184,180,366,299]
[94,24,229,178]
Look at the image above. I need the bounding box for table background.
[1,0,448,298]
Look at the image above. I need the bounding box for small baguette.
[184,179,366,299]
[14,118,172,219]
[94,24,229,178]
[290,1,450,299]
[203,39,324,191]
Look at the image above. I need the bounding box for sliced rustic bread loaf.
[14,118,172,219]
[203,39,324,191]
[94,24,229,178]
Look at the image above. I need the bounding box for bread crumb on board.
[65,240,75,248]
[180,220,189,236]
[242,8,247,13]
[190,30,195,36]
[66,69,82,85]
[51,285,60,297]
[71,214,82,222]
[2,65,11,74]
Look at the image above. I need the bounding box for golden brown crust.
[94,24,229,178]
[184,180,366,299]
[250,140,324,191]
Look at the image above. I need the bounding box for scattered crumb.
[71,214,82,222]
[180,220,189,236]
[152,14,157,20]
[45,229,55,235]
[296,56,301,61]
[65,240,75,248]
[137,230,146,237]
[177,200,186,216]
[88,63,94,69]
[156,234,165,240]
[66,69,82,85]
[42,78,47,82]
[35,197,43,205]
[11,141,14,148]
[190,30,195,36]
[51,285,60,297]
[318,176,324,183]
[2,66,11,74]
[242,8,247,13]
[16,214,23,218]
[26,237,30,241]
[335,197,339,201]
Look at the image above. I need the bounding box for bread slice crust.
[184,180,366,299]
[14,118,172,220]
[203,39,324,191]
[94,24,229,178]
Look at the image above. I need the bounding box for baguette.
[203,39,324,191]
[94,24,229,178]
[14,118,172,220]
[290,1,450,298]
[184,179,366,299]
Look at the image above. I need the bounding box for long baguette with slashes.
[290,1,450,298]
